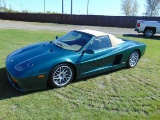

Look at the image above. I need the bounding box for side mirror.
[56,36,59,39]
[84,49,94,54]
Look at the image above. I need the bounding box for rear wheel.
[49,63,74,88]
[143,29,154,38]
[127,50,139,68]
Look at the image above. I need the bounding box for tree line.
[121,0,160,16]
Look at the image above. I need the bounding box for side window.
[87,36,111,50]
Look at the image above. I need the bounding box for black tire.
[49,63,75,88]
[127,50,140,68]
[143,29,154,38]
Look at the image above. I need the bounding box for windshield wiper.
[55,41,75,51]
[55,42,63,48]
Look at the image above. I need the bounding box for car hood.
[9,42,53,60]
[7,42,75,67]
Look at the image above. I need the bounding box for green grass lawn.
[0,29,160,120]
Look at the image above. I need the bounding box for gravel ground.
[0,19,137,35]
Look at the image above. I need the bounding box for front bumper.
[7,72,25,92]
[134,27,139,32]
[134,27,143,33]
[5,52,49,92]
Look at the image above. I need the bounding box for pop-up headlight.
[15,61,33,71]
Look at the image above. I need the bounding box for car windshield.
[54,31,92,51]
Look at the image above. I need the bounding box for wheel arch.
[135,49,141,58]
[144,27,156,34]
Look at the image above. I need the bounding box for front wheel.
[49,63,75,88]
[143,29,154,38]
[127,50,139,68]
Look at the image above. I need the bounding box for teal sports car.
[6,29,146,92]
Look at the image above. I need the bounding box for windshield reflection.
[54,31,92,51]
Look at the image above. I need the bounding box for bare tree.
[121,0,139,16]
[121,0,132,16]
[132,0,139,16]
[145,0,160,16]
[0,0,6,11]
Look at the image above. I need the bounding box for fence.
[0,12,160,28]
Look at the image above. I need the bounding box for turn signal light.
[12,77,18,83]
[38,75,45,78]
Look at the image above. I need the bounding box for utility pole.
[44,0,45,13]
[71,0,72,15]
[9,5,11,10]
[21,4,22,12]
[62,0,64,14]
[87,0,89,15]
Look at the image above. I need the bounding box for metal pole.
[0,1,1,8]
[62,0,64,14]
[71,0,72,15]
[87,0,89,15]
[21,4,22,12]
[44,0,45,13]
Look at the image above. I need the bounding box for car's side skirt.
[77,63,126,79]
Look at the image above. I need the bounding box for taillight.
[137,23,140,27]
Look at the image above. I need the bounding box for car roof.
[75,29,124,46]
[76,29,109,37]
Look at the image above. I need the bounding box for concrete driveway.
[0,19,137,36]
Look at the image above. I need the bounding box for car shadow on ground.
[122,34,160,40]
[0,67,53,100]
[0,66,126,100]
[0,67,27,100]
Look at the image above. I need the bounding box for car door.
[78,36,117,77]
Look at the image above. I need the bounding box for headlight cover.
[15,61,33,71]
